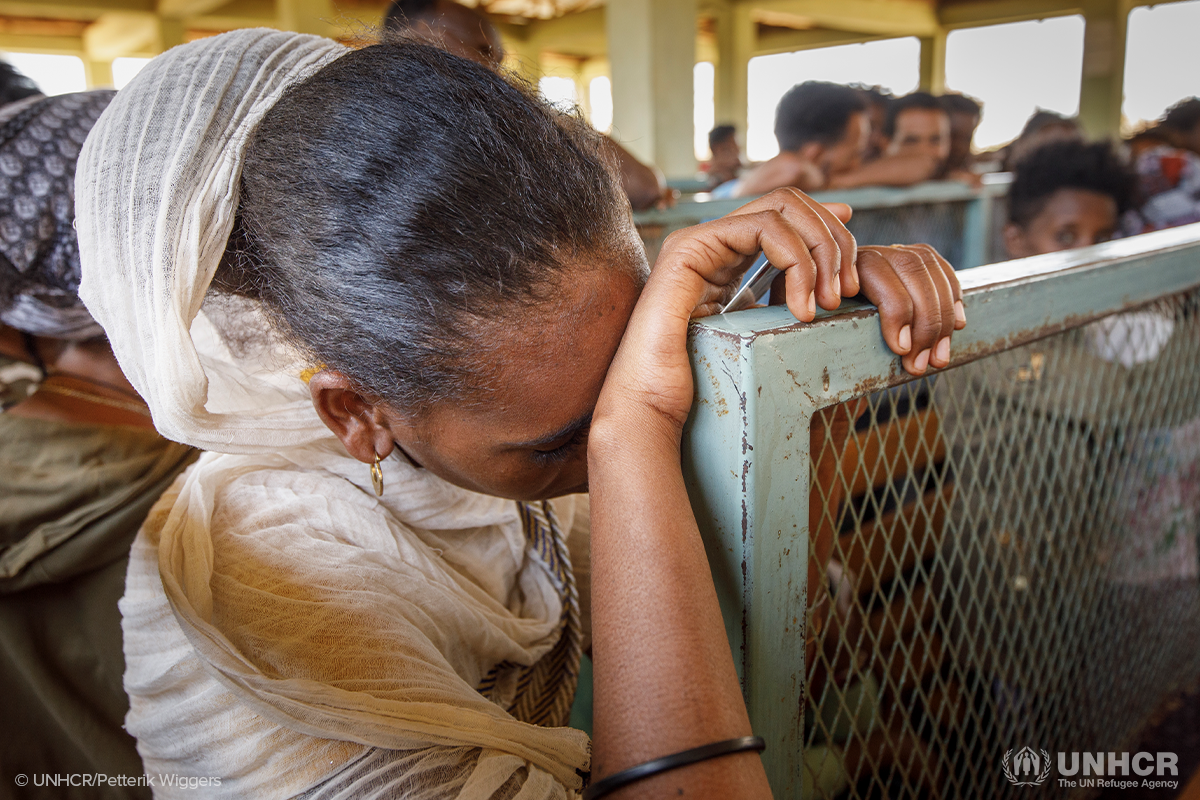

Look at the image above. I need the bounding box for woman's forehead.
[437,267,640,443]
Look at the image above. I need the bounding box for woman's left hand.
[593,187,966,444]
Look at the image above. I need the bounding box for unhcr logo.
[1002,747,1052,786]
[1000,748,1181,790]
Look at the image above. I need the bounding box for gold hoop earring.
[370,452,384,496]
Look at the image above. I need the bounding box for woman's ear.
[308,370,406,464]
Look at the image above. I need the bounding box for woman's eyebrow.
[510,411,593,449]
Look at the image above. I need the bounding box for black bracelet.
[582,735,766,800]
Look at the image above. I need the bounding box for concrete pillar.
[83,59,114,89]
[1078,0,1130,138]
[918,30,946,95]
[606,0,697,178]
[729,2,754,144]
[711,0,734,124]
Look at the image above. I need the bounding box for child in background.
[1003,140,1134,258]
[1005,136,1197,662]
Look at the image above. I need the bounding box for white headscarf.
[75,29,589,797]
[76,28,340,452]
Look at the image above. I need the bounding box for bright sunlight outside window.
[1122,0,1200,129]
[538,76,578,114]
[945,16,1085,150]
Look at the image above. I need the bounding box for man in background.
[884,92,950,169]
[1159,97,1200,157]
[704,124,742,190]
[825,90,960,189]
[726,81,869,197]
[855,85,892,162]
[384,0,669,210]
[940,93,982,175]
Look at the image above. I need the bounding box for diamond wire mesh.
[802,291,1200,799]
[637,201,973,267]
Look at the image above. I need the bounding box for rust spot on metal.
[821,366,830,392]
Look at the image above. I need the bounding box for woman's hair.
[1007,140,1134,227]
[217,40,635,412]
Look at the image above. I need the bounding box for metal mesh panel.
[803,291,1200,799]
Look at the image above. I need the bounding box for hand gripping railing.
[636,177,1011,271]
[682,224,1200,798]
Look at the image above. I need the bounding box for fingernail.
[915,349,931,373]
[898,325,912,353]
[954,300,966,325]
[807,291,816,317]
[936,337,951,365]
[833,273,841,296]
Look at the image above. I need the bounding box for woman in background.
[0,88,197,796]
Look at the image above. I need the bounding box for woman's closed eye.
[530,427,589,466]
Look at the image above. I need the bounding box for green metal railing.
[682,224,1200,798]
[636,177,1011,271]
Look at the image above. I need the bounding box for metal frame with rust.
[680,223,1200,795]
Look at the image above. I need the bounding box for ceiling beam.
[508,5,607,58]
[83,10,158,58]
[156,0,230,17]
[0,32,83,52]
[738,0,939,38]
[0,0,153,22]
[755,25,885,56]
[938,0,1081,28]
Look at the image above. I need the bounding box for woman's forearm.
[587,415,772,799]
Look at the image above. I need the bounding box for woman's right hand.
[591,187,965,446]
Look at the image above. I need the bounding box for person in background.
[829,90,969,189]
[1158,97,1200,157]
[384,0,670,210]
[725,81,869,197]
[703,124,742,190]
[1122,134,1200,235]
[854,84,893,162]
[0,60,46,408]
[0,60,39,108]
[1002,110,1082,170]
[884,92,950,169]
[1002,134,1197,733]
[1003,140,1133,258]
[1126,125,1173,161]
[940,92,982,174]
[0,89,199,796]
